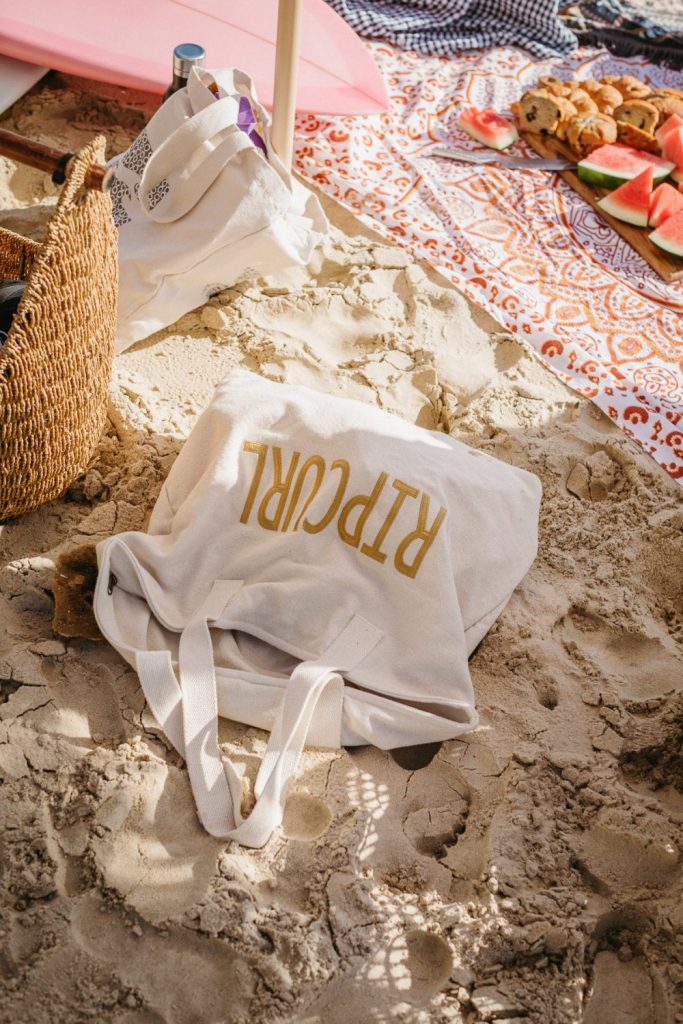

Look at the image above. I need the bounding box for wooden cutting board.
[521,131,683,284]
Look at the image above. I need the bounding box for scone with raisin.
[518,90,577,135]
[565,113,617,156]
[616,121,658,151]
[613,99,659,134]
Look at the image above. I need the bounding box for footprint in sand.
[584,951,670,1024]
[566,448,627,501]
[584,912,671,1024]
[387,930,453,1004]
[282,792,332,841]
[296,930,453,1022]
[619,695,683,814]
[394,755,471,859]
[556,607,682,703]
[575,806,679,893]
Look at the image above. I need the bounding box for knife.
[431,145,575,171]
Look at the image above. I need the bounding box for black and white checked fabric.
[325,0,578,59]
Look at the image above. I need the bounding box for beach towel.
[294,44,683,482]
[93,370,541,848]
[325,0,577,58]
[109,67,327,353]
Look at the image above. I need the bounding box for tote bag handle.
[136,581,383,848]
[138,102,254,223]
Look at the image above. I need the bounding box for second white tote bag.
[109,67,328,352]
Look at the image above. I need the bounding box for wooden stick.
[0,128,112,191]
[271,0,303,172]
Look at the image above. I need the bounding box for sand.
[0,74,682,1024]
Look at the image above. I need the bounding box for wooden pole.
[0,128,112,191]
[271,0,303,172]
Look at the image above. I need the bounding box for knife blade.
[431,145,575,171]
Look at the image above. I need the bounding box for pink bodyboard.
[0,0,389,114]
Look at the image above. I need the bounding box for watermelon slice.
[662,126,683,165]
[578,144,674,190]
[598,165,653,226]
[655,113,683,150]
[649,182,683,227]
[662,126,683,184]
[650,209,683,258]
[457,107,518,150]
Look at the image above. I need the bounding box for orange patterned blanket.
[294,44,683,482]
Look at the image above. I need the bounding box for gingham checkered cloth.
[325,0,578,58]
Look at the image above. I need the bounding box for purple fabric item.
[237,95,267,155]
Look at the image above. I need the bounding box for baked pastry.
[613,99,659,134]
[565,113,617,156]
[517,90,577,135]
[591,85,624,115]
[567,88,599,115]
[601,75,651,100]
[537,75,571,97]
[645,92,683,124]
[538,74,563,89]
[580,80,603,96]
[615,121,658,152]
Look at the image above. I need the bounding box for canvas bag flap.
[94,370,541,847]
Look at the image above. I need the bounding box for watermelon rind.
[649,209,683,257]
[597,165,653,226]
[598,192,649,227]
[578,145,674,190]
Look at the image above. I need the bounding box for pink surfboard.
[0,0,388,115]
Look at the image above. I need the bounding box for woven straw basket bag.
[0,136,117,521]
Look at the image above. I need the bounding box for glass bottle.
[163,43,206,101]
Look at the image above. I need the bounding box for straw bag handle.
[0,128,112,191]
[138,103,254,223]
[136,582,383,848]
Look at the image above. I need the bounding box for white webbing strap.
[136,581,382,848]
[139,110,253,223]
[177,580,246,835]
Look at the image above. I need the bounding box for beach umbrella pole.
[271,0,302,172]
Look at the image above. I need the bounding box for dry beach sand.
[0,75,682,1024]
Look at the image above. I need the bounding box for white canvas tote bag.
[93,371,541,848]
[109,68,327,353]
